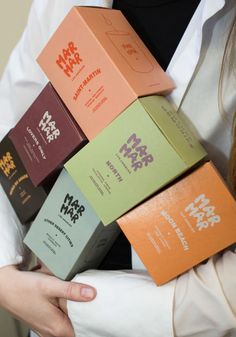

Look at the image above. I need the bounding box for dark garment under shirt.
[112,0,201,69]
[98,0,200,270]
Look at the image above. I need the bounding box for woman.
[0,1,235,337]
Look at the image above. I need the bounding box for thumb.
[44,276,97,302]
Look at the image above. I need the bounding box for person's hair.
[218,16,236,195]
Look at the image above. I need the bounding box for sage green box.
[65,96,207,225]
[24,169,120,280]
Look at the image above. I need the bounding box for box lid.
[140,96,207,167]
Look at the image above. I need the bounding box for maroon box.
[9,83,87,186]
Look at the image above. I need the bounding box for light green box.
[24,169,120,280]
[65,96,207,225]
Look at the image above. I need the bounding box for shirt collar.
[167,0,226,108]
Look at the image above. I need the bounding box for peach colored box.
[118,162,236,285]
[37,6,175,140]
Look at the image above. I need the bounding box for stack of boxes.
[0,82,87,224]
[1,6,236,284]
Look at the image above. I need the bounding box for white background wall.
[0,3,32,336]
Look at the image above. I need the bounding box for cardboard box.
[65,96,207,225]
[117,162,236,285]
[37,6,174,139]
[9,83,87,186]
[0,134,48,224]
[24,169,120,280]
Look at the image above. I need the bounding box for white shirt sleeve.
[67,252,236,337]
[0,184,26,267]
[174,251,236,337]
[68,270,175,337]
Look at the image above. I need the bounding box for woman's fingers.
[58,298,68,315]
[41,274,97,301]
[35,262,97,301]
[0,265,96,337]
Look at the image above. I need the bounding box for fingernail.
[80,287,95,299]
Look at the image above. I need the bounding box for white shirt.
[1,1,236,336]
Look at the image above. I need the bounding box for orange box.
[37,6,174,139]
[117,162,236,285]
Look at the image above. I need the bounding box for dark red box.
[9,83,87,186]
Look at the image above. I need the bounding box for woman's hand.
[0,265,96,337]
[59,298,68,315]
